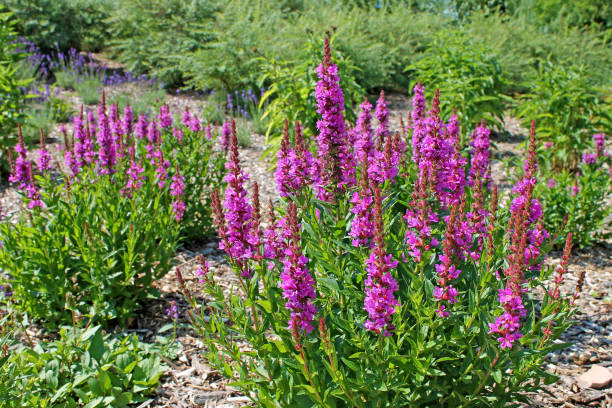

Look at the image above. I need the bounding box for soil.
[2,87,610,407]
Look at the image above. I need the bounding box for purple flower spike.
[313,38,356,201]
[364,186,399,336]
[280,203,317,334]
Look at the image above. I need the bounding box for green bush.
[536,148,611,248]
[406,31,509,131]
[0,0,115,52]
[514,62,611,170]
[0,325,167,408]
[107,0,219,88]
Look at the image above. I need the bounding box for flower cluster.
[275,120,314,198]
[8,125,42,209]
[489,122,548,349]
[170,166,186,221]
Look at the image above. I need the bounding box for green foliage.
[0,325,167,408]
[514,63,611,170]
[106,0,219,88]
[0,11,32,174]
[0,0,115,52]
[259,34,364,150]
[109,84,166,117]
[75,78,103,106]
[537,156,611,248]
[0,160,180,326]
[406,31,509,131]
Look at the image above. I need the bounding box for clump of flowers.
[183,40,579,408]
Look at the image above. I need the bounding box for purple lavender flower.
[364,186,399,336]
[280,203,317,334]
[166,301,179,320]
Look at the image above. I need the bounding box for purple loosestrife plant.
[0,94,225,325]
[182,46,578,407]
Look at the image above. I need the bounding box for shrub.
[0,96,224,325]
[514,62,611,170]
[536,134,611,248]
[0,0,115,52]
[406,31,509,132]
[0,324,167,408]
[182,43,578,406]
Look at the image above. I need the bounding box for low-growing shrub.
[0,324,167,408]
[0,96,225,325]
[182,41,579,406]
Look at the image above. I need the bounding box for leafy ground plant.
[0,94,225,325]
[536,133,611,248]
[181,41,579,407]
[0,324,167,408]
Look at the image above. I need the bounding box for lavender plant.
[0,95,225,325]
[182,40,579,406]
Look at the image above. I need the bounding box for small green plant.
[0,325,167,408]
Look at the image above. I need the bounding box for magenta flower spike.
[593,133,605,157]
[280,202,317,334]
[36,129,52,173]
[135,114,148,140]
[275,120,313,198]
[349,160,374,247]
[170,165,186,221]
[221,121,231,152]
[363,186,399,336]
[468,121,492,188]
[354,98,374,165]
[490,122,547,349]
[96,94,117,175]
[220,120,258,278]
[158,104,173,129]
[313,38,356,201]
[374,90,389,144]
